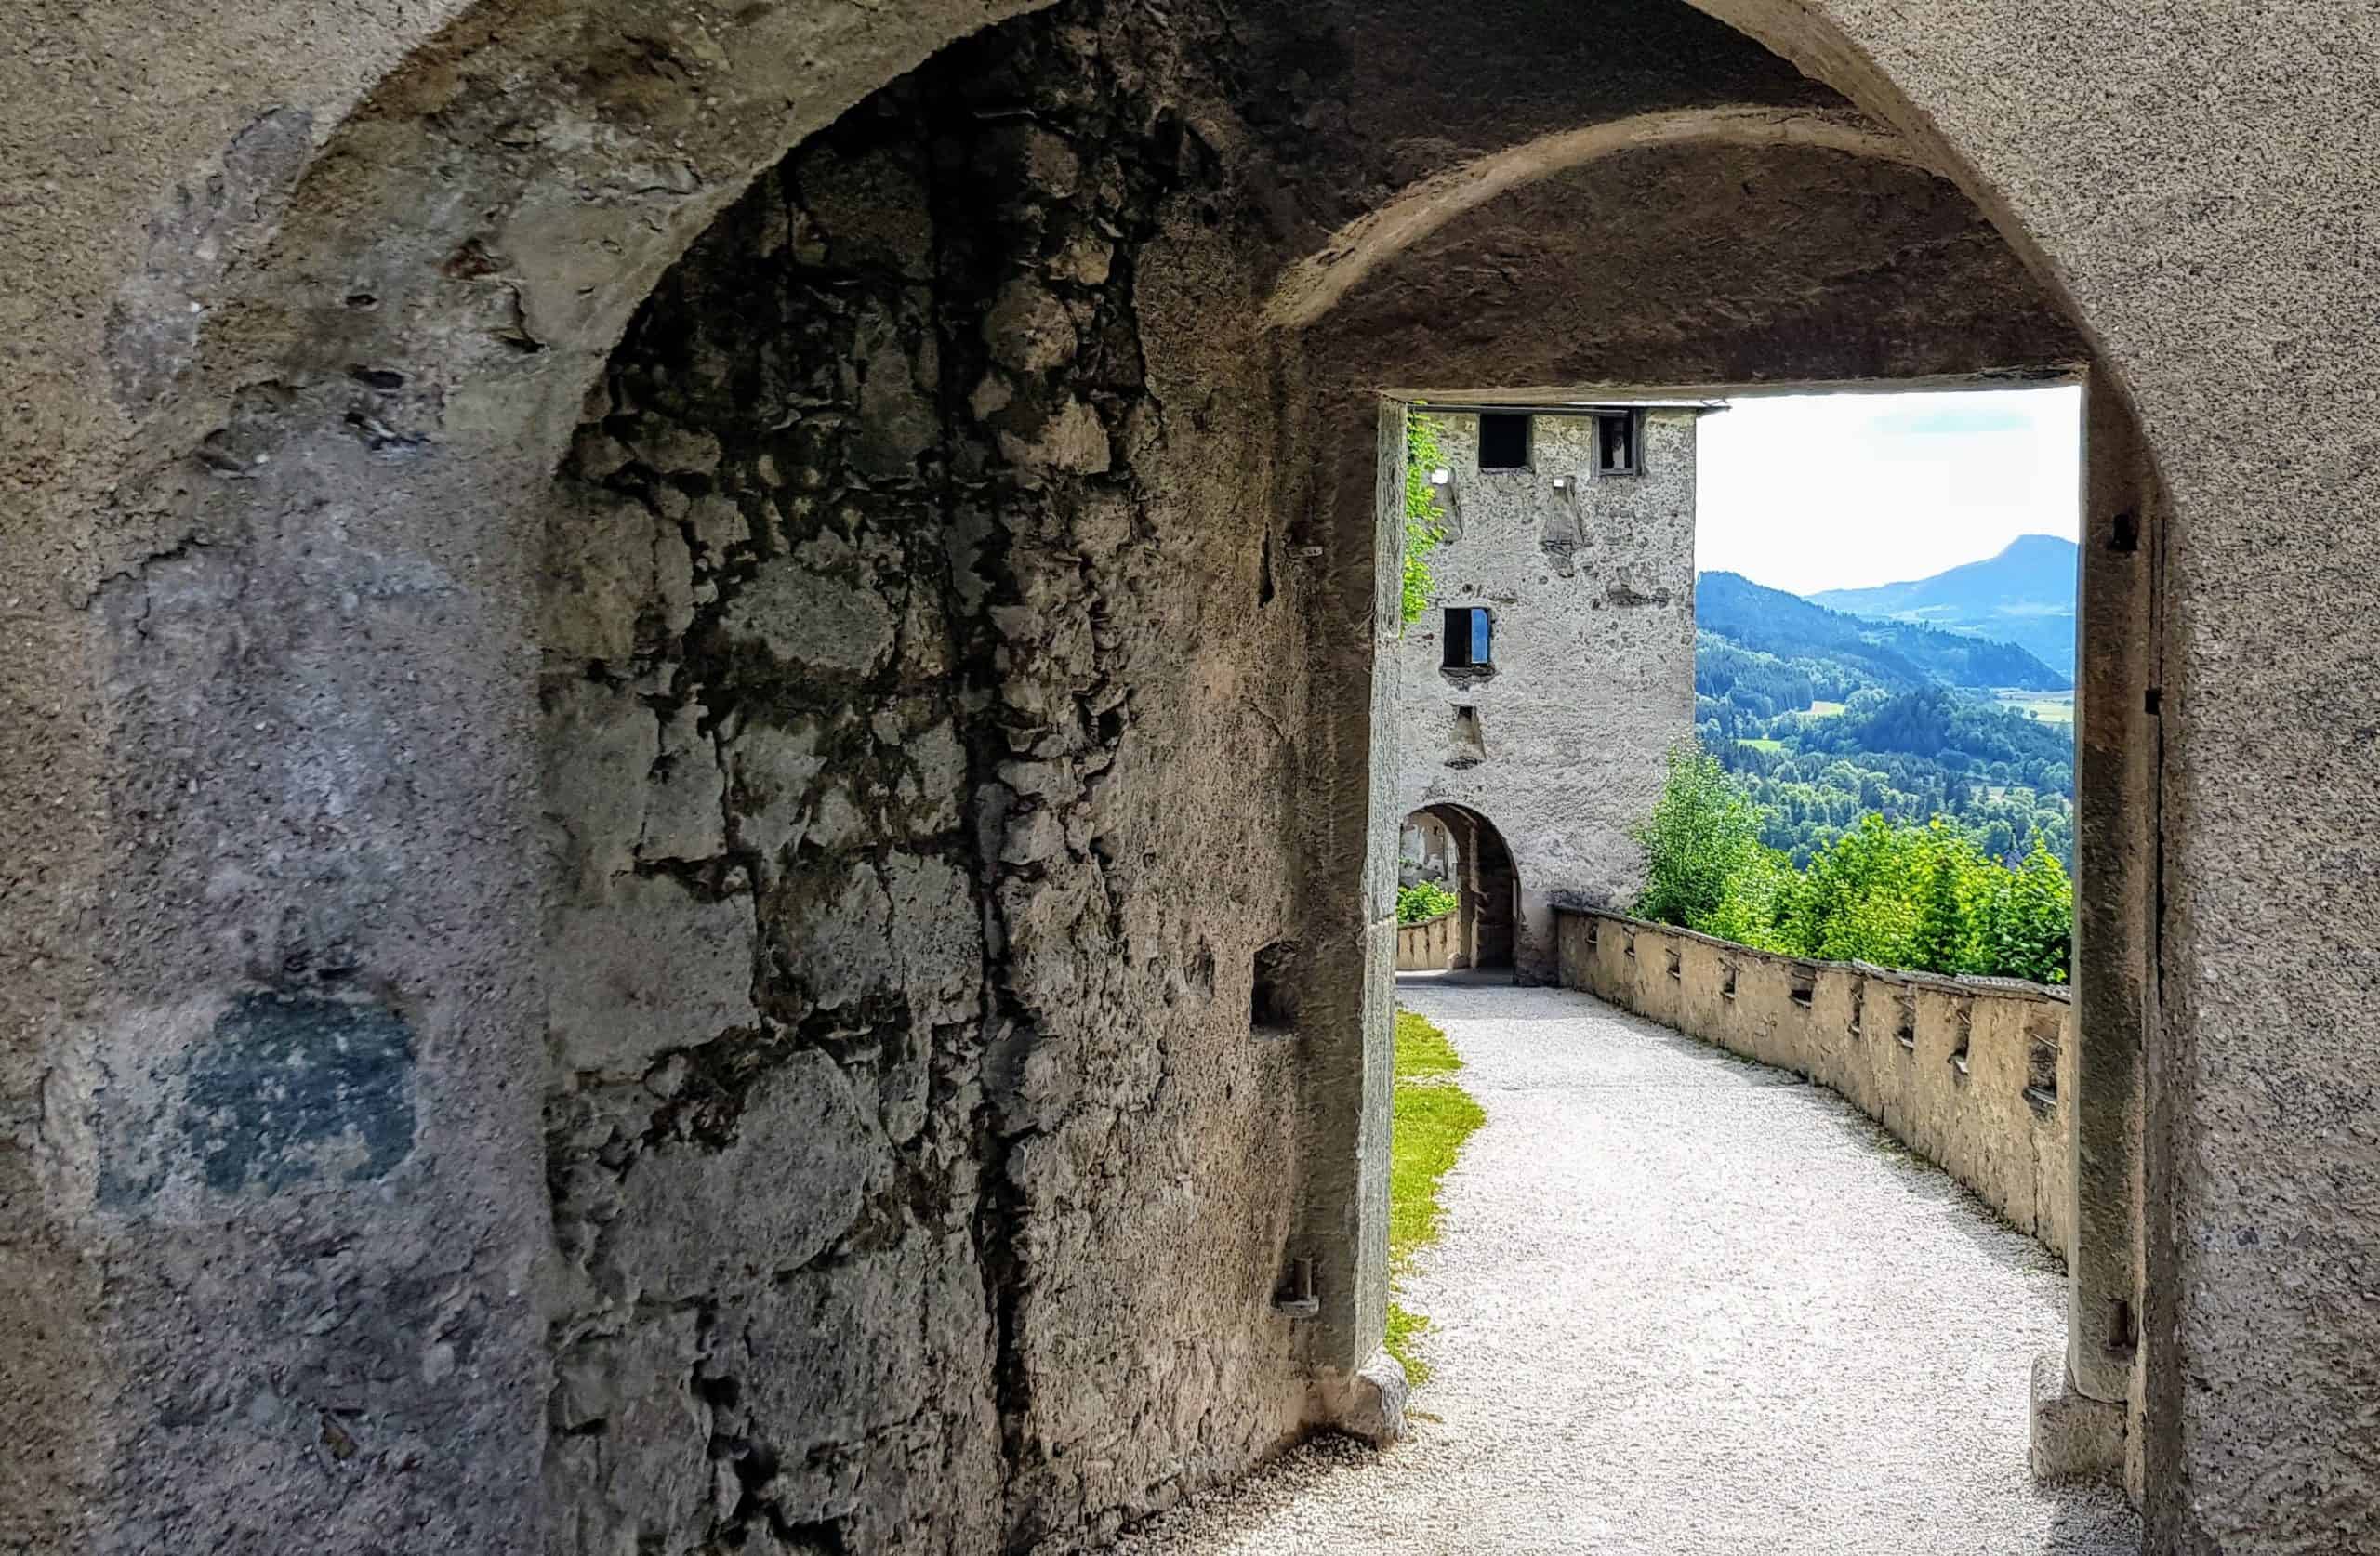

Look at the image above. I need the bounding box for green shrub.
[1634,741,2070,982]
[1631,745,1787,948]
[1397,879,1461,925]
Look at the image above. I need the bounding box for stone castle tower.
[1397,404,1710,978]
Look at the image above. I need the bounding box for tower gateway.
[1396,404,1714,979]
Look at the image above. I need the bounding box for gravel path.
[1117,977,2142,1555]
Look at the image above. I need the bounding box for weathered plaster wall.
[1556,908,2075,1258]
[1395,412,1699,977]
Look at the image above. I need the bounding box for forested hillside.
[1698,572,2069,695]
[1694,571,2077,870]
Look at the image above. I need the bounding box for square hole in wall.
[1478,412,1531,470]
[1250,940,1299,1034]
[1448,704,1487,766]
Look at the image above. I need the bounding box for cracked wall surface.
[534,30,1316,1552]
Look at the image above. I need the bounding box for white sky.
[1694,385,2082,595]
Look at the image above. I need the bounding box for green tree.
[1400,410,1448,626]
[1628,741,2072,982]
[1632,745,1787,946]
[1987,837,2074,983]
[1911,820,1990,975]
[1776,813,1928,968]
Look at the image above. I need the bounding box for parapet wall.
[1554,909,2072,1258]
[1396,912,1458,971]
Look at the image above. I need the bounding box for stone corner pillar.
[2030,1349,2127,1483]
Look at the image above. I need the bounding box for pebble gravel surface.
[1116,977,2142,1555]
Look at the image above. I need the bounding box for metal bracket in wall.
[1272,1256,1319,1317]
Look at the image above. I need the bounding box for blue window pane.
[1472,611,1492,666]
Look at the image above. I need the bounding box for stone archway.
[24,0,2380,1551]
[1406,803,1523,973]
[21,4,2161,1544]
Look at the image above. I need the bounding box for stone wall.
[1396,913,1458,972]
[1395,411,1699,978]
[24,0,2380,1546]
[1555,908,2073,1256]
[526,32,1337,1554]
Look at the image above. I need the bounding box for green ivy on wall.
[1401,408,1448,626]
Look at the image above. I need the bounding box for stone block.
[547,876,759,1076]
[640,701,725,863]
[717,555,896,676]
[1323,1348,1410,1446]
[603,1051,879,1299]
[2030,1349,2125,1483]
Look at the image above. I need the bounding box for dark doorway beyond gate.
[1399,804,1522,974]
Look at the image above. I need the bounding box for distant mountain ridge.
[1696,570,2070,692]
[1810,534,2078,676]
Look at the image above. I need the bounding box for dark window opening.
[1250,940,1299,1033]
[1594,412,1641,475]
[2026,1021,2060,1113]
[1443,606,1493,670]
[1478,412,1531,470]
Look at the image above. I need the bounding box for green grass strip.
[1385,1007,1486,1387]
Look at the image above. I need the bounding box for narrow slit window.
[1477,412,1531,470]
[1449,705,1486,760]
[1594,411,1640,475]
[2025,1016,2060,1112]
[1443,607,1493,669]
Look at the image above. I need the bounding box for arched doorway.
[46,0,2369,1545]
[34,5,2158,1543]
[1400,803,1522,973]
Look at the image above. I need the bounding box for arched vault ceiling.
[1263,105,1918,329]
[1307,138,2088,394]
